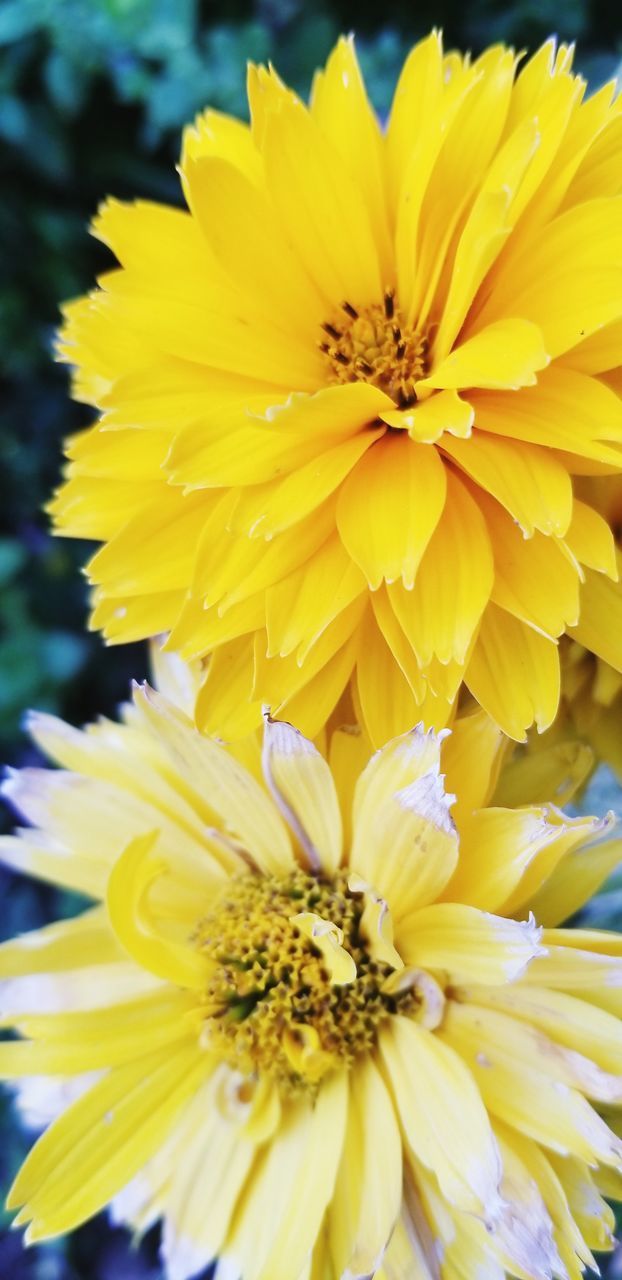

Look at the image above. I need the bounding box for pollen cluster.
[194,868,417,1093]
[320,292,429,408]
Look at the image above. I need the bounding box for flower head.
[2,688,622,1278]
[51,33,622,745]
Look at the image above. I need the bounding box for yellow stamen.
[320,292,429,408]
[193,868,418,1093]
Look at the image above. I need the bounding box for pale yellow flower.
[1,689,622,1278]
[51,33,622,745]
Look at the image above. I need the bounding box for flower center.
[320,292,429,408]
[194,868,419,1095]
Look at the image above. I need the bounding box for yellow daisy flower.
[2,689,622,1279]
[51,33,622,746]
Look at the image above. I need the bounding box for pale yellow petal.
[350,764,458,920]
[133,683,292,874]
[9,1042,208,1240]
[106,832,209,989]
[442,1001,622,1165]
[329,1056,402,1278]
[262,716,342,874]
[379,1016,503,1219]
[397,903,542,985]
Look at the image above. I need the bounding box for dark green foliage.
[1,1,622,1275]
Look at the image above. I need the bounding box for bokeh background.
[2,0,622,1275]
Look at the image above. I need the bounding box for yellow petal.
[433,114,541,359]
[337,434,447,589]
[291,913,356,985]
[0,831,106,899]
[181,105,262,181]
[398,903,542,984]
[228,428,384,540]
[254,381,394,439]
[484,499,580,637]
[162,1076,256,1278]
[327,726,371,851]
[9,1042,207,1240]
[262,716,342,874]
[387,469,494,665]
[195,634,263,740]
[370,589,429,703]
[95,286,322,390]
[502,811,616,918]
[354,613,428,747]
[442,430,573,537]
[525,834,622,927]
[329,1056,402,1277]
[0,989,196,1075]
[168,592,265,664]
[254,599,363,712]
[421,319,549,391]
[266,532,366,661]
[193,496,336,610]
[441,710,509,829]
[181,155,324,338]
[255,1073,349,1280]
[166,415,329,489]
[459,983,622,1077]
[260,88,382,307]
[570,568,622,672]
[444,804,560,912]
[87,490,212,596]
[442,1001,622,1166]
[350,762,458,920]
[380,390,474,443]
[465,603,560,740]
[410,48,516,328]
[379,1016,503,1219]
[0,908,120,977]
[352,721,445,837]
[477,196,622,356]
[89,588,184,646]
[490,1121,566,1280]
[310,36,393,282]
[133,683,292,874]
[472,365,622,465]
[446,998,622,1110]
[386,30,444,212]
[107,832,209,989]
[493,739,594,808]
[277,631,360,742]
[564,499,618,579]
[348,875,403,969]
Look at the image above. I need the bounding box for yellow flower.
[2,688,622,1279]
[51,33,622,746]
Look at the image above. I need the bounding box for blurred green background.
[2,0,622,1275]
